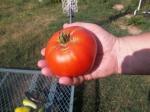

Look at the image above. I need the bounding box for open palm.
[38,22,118,85]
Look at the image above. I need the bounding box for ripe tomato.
[45,26,97,77]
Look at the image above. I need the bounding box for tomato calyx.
[59,32,70,45]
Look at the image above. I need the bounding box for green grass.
[0,0,150,112]
[99,76,150,112]
[0,0,64,68]
[74,76,150,112]
[127,16,150,31]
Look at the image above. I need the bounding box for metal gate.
[0,68,74,112]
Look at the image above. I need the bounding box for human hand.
[37,22,119,85]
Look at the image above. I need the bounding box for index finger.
[41,48,46,56]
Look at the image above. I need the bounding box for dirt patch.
[124,14,134,19]
[112,15,128,30]
[0,39,7,47]
[112,14,143,35]
[127,25,142,35]
[0,15,56,44]
[34,15,56,26]
[113,4,124,11]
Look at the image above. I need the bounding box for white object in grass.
[38,0,43,3]
[61,0,78,15]
[61,0,78,23]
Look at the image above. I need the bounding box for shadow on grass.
[74,80,101,112]
[95,80,101,112]
[95,7,131,26]
[148,90,150,104]
[73,84,85,112]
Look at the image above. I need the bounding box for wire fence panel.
[0,68,74,112]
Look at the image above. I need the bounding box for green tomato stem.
[59,32,70,44]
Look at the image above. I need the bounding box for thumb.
[63,23,70,28]
[63,22,86,28]
[63,22,103,33]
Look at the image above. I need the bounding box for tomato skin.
[45,26,97,77]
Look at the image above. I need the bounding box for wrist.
[109,36,121,75]
[111,33,150,75]
[115,36,137,74]
[116,33,150,75]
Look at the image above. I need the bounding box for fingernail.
[41,67,51,77]
[41,48,45,56]
[37,60,47,68]
[59,77,73,85]
[63,23,69,28]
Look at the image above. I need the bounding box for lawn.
[0,0,150,112]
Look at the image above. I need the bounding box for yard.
[0,0,150,112]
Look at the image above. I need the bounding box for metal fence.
[0,68,74,112]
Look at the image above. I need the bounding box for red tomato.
[45,26,97,77]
